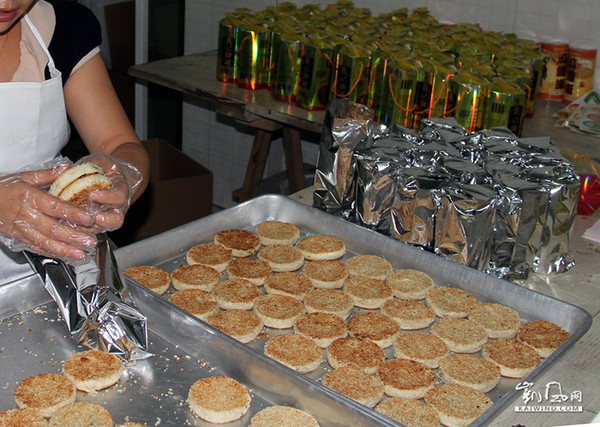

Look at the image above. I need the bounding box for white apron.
[0,15,71,284]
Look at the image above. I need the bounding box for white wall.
[182,0,600,209]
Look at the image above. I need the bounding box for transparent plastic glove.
[0,162,97,264]
[76,153,144,233]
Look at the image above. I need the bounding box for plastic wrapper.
[367,49,397,124]
[296,37,335,110]
[0,154,143,267]
[562,150,600,215]
[236,23,273,90]
[216,17,243,83]
[82,153,145,227]
[413,59,457,122]
[483,77,527,136]
[314,99,579,279]
[389,58,423,128]
[330,44,372,106]
[445,71,489,134]
[24,234,150,363]
[554,90,600,136]
[270,32,304,103]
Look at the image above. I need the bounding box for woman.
[0,0,150,284]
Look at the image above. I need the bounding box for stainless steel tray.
[114,194,592,426]
[2,194,589,426]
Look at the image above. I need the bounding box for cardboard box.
[109,139,213,246]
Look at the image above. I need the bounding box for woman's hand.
[79,153,144,233]
[0,166,97,262]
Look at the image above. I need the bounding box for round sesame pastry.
[293,312,348,348]
[123,265,170,295]
[48,402,112,427]
[517,319,570,358]
[186,243,233,272]
[386,268,435,300]
[257,244,305,272]
[482,338,541,378]
[343,276,392,309]
[249,406,319,427]
[214,229,261,257]
[227,257,272,286]
[62,350,124,393]
[302,260,348,289]
[381,298,436,330]
[468,302,521,339]
[424,384,493,427]
[255,221,301,245]
[377,358,435,399]
[212,278,261,310]
[13,373,76,418]
[170,264,221,292]
[304,288,354,320]
[169,289,219,320]
[345,254,393,281]
[48,162,113,207]
[326,336,385,375]
[253,294,306,329]
[263,334,323,373]
[296,235,346,260]
[425,285,478,318]
[392,331,449,369]
[264,272,313,300]
[187,376,251,424]
[0,408,48,427]
[346,312,400,348]
[206,309,263,344]
[375,397,439,427]
[439,354,501,393]
[322,366,384,408]
[430,317,488,353]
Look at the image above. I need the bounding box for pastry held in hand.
[49,162,113,207]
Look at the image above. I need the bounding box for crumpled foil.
[314,99,579,279]
[25,234,150,363]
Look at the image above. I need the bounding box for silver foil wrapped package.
[435,183,497,271]
[25,234,150,363]
[314,99,580,279]
[313,99,375,217]
[390,170,448,251]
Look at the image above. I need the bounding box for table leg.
[235,128,273,202]
[282,127,305,195]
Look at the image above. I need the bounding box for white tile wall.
[182,0,599,208]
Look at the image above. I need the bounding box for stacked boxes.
[216,1,544,135]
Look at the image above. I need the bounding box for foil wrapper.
[25,234,150,363]
[313,99,375,216]
[314,99,579,279]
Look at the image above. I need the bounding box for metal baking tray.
[113,194,592,426]
[1,194,590,426]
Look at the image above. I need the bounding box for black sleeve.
[47,3,102,84]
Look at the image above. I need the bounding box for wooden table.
[129,50,600,203]
[129,50,325,202]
